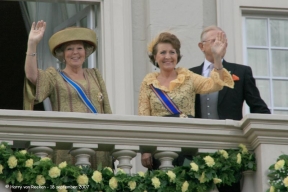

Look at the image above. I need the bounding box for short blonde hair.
[200,26,223,41]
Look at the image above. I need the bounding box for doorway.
[0,1,44,110]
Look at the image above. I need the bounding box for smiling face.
[154,43,178,72]
[63,41,86,68]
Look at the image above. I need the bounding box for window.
[243,16,288,114]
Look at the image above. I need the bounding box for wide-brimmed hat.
[48,27,97,60]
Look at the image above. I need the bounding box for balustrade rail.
[0,109,287,192]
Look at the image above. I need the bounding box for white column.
[28,142,55,158]
[70,143,98,167]
[154,147,181,170]
[253,144,288,192]
[102,0,134,115]
[241,170,255,192]
[112,145,139,174]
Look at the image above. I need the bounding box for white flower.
[190,162,199,172]
[117,168,125,174]
[104,167,113,173]
[7,156,17,168]
[109,177,118,190]
[19,150,27,155]
[203,156,215,167]
[219,150,229,159]
[40,157,51,161]
[151,177,161,189]
[128,181,136,191]
[283,176,288,187]
[181,181,189,192]
[138,171,145,177]
[58,161,67,169]
[213,178,222,184]
[92,171,102,183]
[36,175,46,186]
[239,144,248,154]
[17,171,23,182]
[199,172,206,183]
[0,164,3,174]
[275,160,285,170]
[77,174,89,185]
[166,170,176,182]
[237,153,241,164]
[25,159,33,168]
[48,167,61,178]
[0,144,6,149]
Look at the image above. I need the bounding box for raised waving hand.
[25,20,46,85]
[210,31,227,72]
[28,20,46,45]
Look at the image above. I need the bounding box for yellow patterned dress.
[138,67,234,117]
[24,67,112,168]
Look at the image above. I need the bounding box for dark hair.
[148,32,182,67]
[54,41,94,63]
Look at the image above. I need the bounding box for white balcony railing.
[0,109,287,192]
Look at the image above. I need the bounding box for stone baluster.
[154,147,181,170]
[112,145,139,174]
[28,142,55,158]
[241,170,255,192]
[70,143,97,167]
[28,142,55,192]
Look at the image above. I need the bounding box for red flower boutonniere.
[232,74,240,81]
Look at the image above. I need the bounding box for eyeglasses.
[202,39,216,44]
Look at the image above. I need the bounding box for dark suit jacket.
[189,60,270,120]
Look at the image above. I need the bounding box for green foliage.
[267,154,288,192]
[0,142,256,192]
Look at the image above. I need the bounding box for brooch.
[98,92,103,102]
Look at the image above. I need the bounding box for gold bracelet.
[26,52,36,56]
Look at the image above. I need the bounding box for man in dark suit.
[190,26,270,191]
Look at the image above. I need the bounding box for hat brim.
[48,27,97,59]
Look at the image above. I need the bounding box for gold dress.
[138,67,234,117]
[24,67,112,168]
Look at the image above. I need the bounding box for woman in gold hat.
[139,31,234,169]
[24,20,112,168]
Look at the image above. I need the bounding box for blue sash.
[59,71,98,113]
[149,84,181,115]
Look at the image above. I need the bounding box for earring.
[155,62,158,70]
